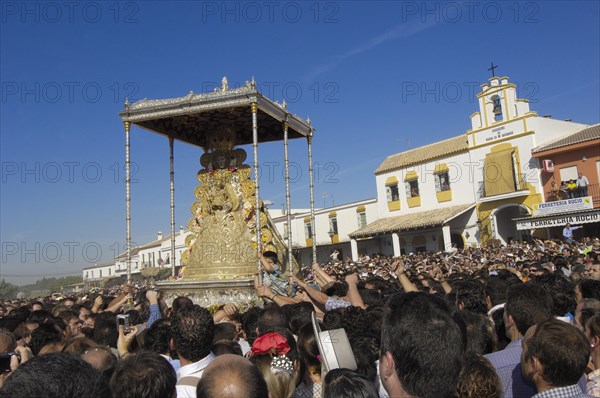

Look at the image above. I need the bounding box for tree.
[0,279,20,300]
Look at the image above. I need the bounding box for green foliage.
[0,279,20,299]
[20,275,83,295]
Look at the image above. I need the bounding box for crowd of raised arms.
[1,236,600,398]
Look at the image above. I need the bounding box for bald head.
[197,354,268,398]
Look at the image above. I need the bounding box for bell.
[492,97,502,116]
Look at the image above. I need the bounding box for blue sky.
[1,1,599,285]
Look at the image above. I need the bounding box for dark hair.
[29,322,63,356]
[322,308,345,331]
[456,353,502,398]
[530,273,576,316]
[213,322,238,343]
[349,335,379,382]
[143,319,172,355]
[211,340,243,356]
[323,368,379,398]
[171,296,193,315]
[27,309,52,325]
[297,323,320,370]
[453,280,488,315]
[578,279,600,301]
[282,302,314,335]
[110,351,176,398]
[485,277,509,306]
[455,310,496,355]
[381,292,464,398]
[324,282,348,297]
[257,304,288,335]
[523,319,589,386]
[0,353,110,398]
[241,306,261,345]
[93,312,119,348]
[505,284,553,336]
[171,305,214,362]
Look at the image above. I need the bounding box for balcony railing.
[478,177,528,199]
[545,183,600,205]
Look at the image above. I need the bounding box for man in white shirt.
[563,223,583,245]
[172,305,215,398]
[577,172,590,197]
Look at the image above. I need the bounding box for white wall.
[375,150,476,219]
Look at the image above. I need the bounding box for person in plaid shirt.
[521,319,593,398]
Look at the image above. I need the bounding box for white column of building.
[350,239,358,261]
[442,225,452,251]
[391,233,401,257]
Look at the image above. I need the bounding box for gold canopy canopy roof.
[118,79,313,148]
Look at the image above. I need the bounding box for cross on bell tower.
[488,62,499,77]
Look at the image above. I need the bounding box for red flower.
[251,332,291,356]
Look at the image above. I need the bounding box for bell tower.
[469,74,531,131]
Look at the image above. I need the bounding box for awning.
[349,203,475,238]
[514,208,600,230]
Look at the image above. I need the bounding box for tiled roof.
[375,134,468,175]
[349,203,475,238]
[533,123,600,153]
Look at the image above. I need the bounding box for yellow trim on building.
[303,216,311,222]
[434,163,449,173]
[502,88,510,120]
[328,212,337,218]
[332,234,339,244]
[404,170,418,181]
[356,206,366,212]
[483,98,489,128]
[387,200,401,211]
[467,114,534,135]
[477,194,542,246]
[476,84,517,98]
[436,190,452,202]
[407,196,421,208]
[305,238,313,247]
[385,176,398,186]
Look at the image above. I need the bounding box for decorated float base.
[156,278,258,308]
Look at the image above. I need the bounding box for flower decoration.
[270,355,293,375]
[251,332,291,356]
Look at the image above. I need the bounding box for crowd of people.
[1,235,600,398]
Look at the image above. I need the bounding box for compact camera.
[116,314,131,333]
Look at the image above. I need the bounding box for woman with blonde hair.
[249,328,299,398]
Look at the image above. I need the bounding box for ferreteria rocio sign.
[532,196,593,217]
[516,209,600,231]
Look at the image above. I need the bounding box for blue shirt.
[485,338,537,398]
